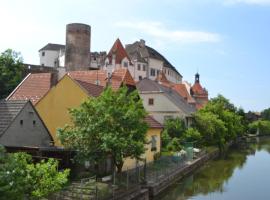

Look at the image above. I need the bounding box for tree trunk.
[115,160,124,173]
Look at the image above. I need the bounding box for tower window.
[33,120,36,126]
[42,52,45,56]
[150,68,155,76]
[137,64,141,71]
[20,120,23,125]
[143,65,146,71]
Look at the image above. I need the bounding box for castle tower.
[65,23,91,71]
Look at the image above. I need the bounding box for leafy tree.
[261,108,270,121]
[194,111,227,151]
[0,146,69,199]
[162,117,186,139]
[58,86,148,172]
[248,120,270,135]
[182,128,202,144]
[0,49,24,99]
[167,138,182,152]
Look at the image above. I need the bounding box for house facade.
[136,78,196,125]
[0,100,53,147]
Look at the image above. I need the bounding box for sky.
[0,0,269,111]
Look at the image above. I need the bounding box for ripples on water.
[158,137,270,200]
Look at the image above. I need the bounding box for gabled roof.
[73,80,104,97]
[136,78,196,115]
[0,100,28,135]
[7,73,53,105]
[68,69,135,91]
[126,41,182,77]
[107,39,131,64]
[155,71,171,87]
[39,43,65,52]
[172,84,196,104]
[145,115,163,129]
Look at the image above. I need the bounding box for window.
[148,98,154,105]
[42,52,45,56]
[123,62,128,67]
[150,68,155,76]
[143,64,146,71]
[41,63,45,66]
[20,120,23,125]
[33,120,36,126]
[151,135,157,151]
[139,76,142,80]
[137,64,141,71]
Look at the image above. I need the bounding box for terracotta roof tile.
[155,71,171,87]
[74,80,104,97]
[7,73,52,105]
[145,115,163,129]
[172,84,196,104]
[68,69,135,92]
[107,38,131,64]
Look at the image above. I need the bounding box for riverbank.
[157,136,270,200]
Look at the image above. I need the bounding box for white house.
[136,78,196,125]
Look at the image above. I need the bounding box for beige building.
[136,78,196,125]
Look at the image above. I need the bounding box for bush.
[167,138,182,152]
[248,120,270,135]
[0,147,70,199]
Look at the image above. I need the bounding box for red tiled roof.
[7,73,52,105]
[155,71,171,87]
[74,80,104,97]
[145,115,163,129]
[68,69,135,91]
[172,84,196,104]
[107,38,131,64]
[191,82,208,97]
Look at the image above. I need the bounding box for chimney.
[139,39,145,47]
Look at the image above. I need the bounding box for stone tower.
[65,23,91,71]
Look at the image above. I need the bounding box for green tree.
[0,146,69,200]
[58,86,148,172]
[0,49,24,99]
[261,108,270,121]
[194,111,227,151]
[182,128,202,144]
[248,120,270,135]
[162,117,186,139]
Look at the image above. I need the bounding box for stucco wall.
[122,128,162,171]
[139,92,187,124]
[39,50,59,67]
[0,102,52,147]
[35,75,89,146]
[148,58,163,80]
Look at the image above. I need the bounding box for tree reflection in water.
[157,137,270,200]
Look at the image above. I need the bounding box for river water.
[158,137,270,200]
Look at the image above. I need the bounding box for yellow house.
[7,69,163,169]
[122,116,163,170]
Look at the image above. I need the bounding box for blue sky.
[0,0,269,111]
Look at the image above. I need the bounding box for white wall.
[139,92,188,124]
[148,58,163,80]
[39,50,60,67]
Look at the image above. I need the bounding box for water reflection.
[158,137,270,200]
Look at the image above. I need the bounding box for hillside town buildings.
[4,22,209,170]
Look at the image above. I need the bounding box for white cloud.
[115,21,221,43]
[223,0,270,5]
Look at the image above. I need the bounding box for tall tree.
[58,86,148,172]
[0,49,24,99]
[261,108,270,121]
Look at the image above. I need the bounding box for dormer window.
[123,62,128,68]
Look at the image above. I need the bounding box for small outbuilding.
[0,100,53,147]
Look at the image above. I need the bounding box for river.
[158,137,270,200]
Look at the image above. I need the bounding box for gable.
[35,75,89,146]
[0,101,53,147]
